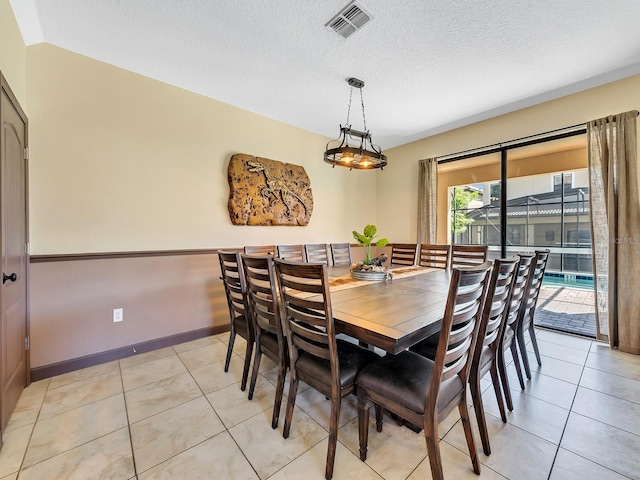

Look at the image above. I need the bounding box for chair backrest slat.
[451,245,488,268]
[473,257,520,374]
[418,244,451,269]
[241,254,282,341]
[330,243,352,265]
[244,245,276,255]
[277,244,305,262]
[391,243,418,266]
[305,243,329,264]
[219,250,250,326]
[427,262,492,400]
[274,259,339,386]
[520,249,551,330]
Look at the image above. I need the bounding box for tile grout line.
[118,358,139,479]
[13,379,50,479]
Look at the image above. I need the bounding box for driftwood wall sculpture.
[227,153,313,226]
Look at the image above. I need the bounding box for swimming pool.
[542,272,594,290]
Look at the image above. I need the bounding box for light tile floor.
[1,329,639,479]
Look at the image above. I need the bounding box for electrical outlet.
[113,308,124,323]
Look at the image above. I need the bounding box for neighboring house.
[451,170,592,273]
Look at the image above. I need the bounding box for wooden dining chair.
[469,257,519,455]
[356,261,492,480]
[418,244,451,269]
[241,254,288,428]
[390,243,418,266]
[517,249,550,380]
[277,244,305,262]
[408,258,519,455]
[498,253,535,409]
[304,243,329,264]
[273,259,379,480]
[451,245,488,267]
[244,245,276,255]
[218,251,254,392]
[330,243,352,265]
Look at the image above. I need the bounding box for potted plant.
[351,225,390,278]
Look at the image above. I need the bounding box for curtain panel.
[418,158,438,244]
[587,110,640,353]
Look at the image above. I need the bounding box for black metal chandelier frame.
[324,78,387,170]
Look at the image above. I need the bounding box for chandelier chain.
[359,88,367,132]
[345,86,354,127]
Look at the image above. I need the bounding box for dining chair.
[304,243,329,264]
[451,245,488,267]
[469,257,519,455]
[273,258,379,480]
[330,242,352,265]
[277,244,305,262]
[241,254,288,428]
[517,249,550,380]
[408,258,519,455]
[356,261,492,480]
[244,245,276,255]
[418,244,451,269]
[498,252,535,408]
[390,243,418,266]
[218,250,254,392]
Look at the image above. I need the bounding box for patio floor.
[534,285,597,338]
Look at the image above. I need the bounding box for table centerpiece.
[350,224,390,280]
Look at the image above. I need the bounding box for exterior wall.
[0,0,26,105]
[380,75,640,244]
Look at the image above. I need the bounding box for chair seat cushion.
[357,351,464,414]
[233,315,249,338]
[259,331,281,360]
[296,339,379,388]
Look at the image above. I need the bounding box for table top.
[326,265,452,354]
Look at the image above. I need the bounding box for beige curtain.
[418,158,438,244]
[587,110,640,353]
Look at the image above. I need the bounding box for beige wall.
[26,44,378,255]
[379,74,640,243]
[0,0,26,105]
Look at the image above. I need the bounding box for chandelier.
[324,77,387,170]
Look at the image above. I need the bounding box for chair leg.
[517,325,532,380]
[459,401,481,475]
[528,323,542,366]
[271,360,287,429]
[357,390,370,461]
[224,328,236,372]
[424,414,444,480]
[325,395,341,480]
[510,342,526,390]
[498,350,514,412]
[247,341,262,400]
[375,404,384,432]
[470,370,491,456]
[240,338,254,391]
[283,374,299,439]
[489,363,507,423]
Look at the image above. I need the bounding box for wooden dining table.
[325,265,452,354]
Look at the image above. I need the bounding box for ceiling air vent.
[326,1,372,39]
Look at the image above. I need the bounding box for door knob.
[3,273,17,284]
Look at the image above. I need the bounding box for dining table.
[324,265,453,354]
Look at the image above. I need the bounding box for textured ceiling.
[9,0,640,148]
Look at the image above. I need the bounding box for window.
[490,182,501,204]
[553,172,573,192]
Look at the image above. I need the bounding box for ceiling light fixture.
[324,77,387,170]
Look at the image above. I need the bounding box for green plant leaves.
[363,224,377,238]
[352,231,370,246]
